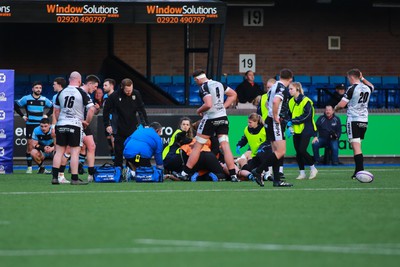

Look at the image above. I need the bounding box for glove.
[286,120,293,127]
[285,127,293,139]
[236,146,241,155]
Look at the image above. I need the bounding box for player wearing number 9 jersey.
[334,69,374,178]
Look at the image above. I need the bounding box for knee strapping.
[218,135,229,143]
[349,138,361,144]
[195,135,208,144]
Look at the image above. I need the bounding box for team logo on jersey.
[132,95,136,100]
[0,73,6,83]
[0,92,6,101]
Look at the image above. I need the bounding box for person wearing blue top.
[30,118,55,175]
[14,81,53,174]
[123,122,164,172]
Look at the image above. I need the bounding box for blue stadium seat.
[329,76,346,87]
[227,75,244,88]
[189,95,202,106]
[311,76,329,87]
[212,75,227,84]
[382,76,399,89]
[153,75,172,85]
[153,75,172,94]
[368,89,381,108]
[387,89,399,108]
[294,75,311,93]
[365,76,382,88]
[306,91,318,103]
[254,75,263,83]
[294,75,311,84]
[172,75,185,85]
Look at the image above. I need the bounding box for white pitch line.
[2,241,399,257]
[135,239,400,256]
[0,246,208,257]
[0,187,400,195]
[0,187,400,196]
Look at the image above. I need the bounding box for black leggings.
[293,134,315,170]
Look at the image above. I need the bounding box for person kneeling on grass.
[123,122,164,178]
[30,118,55,175]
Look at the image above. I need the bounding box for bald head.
[69,71,82,86]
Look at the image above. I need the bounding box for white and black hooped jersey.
[199,80,228,119]
[342,83,373,122]
[54,86,94,128]
[267,81,290,120]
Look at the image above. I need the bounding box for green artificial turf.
[0,167,399,267]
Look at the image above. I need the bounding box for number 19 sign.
[239,54,256,73]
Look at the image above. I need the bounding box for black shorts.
[347,121,368,140]
[266,117,285,142]
[83,127,93,136]
[56,125,83,147]
[197,116,229,137]
[26,124,39,139]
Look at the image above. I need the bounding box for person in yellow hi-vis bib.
[288,82,319,180]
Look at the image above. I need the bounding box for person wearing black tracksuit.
[103,78,148,170]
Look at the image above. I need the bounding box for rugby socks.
[26,153,32,167]
[354,154,364,174]
[52,167,59,180]
[79,154,86,165]
[88,167,95,176]
[272,163,280,182]
[71,174,79,181]
[182,165,193,176]
[59,165,66,173]
[278,157,284,172]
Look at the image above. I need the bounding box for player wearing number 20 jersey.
[54,85,94,129]
[342,82,373,123]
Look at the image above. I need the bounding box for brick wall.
[0,6,399,78]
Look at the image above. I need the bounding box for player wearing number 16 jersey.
[334,69,374,178]
[51,71,96,185]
